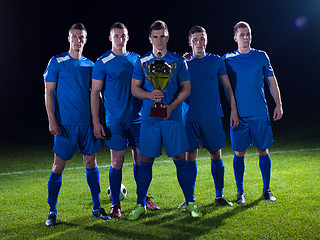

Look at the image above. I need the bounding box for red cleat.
[110,203,121,218]
[145,196,160,210]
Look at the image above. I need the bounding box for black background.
[1,0,319,144]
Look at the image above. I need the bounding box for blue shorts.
[185,119,226,152]
[140,120,188,158]
[104,122,140,151]
[53,125,101,160]
[230,116,273,152]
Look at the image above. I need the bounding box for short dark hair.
[110,22,128,34]
[149,20,169,36]
[69,23,87,35]
[233,21,251,35]
[188,25,207,40]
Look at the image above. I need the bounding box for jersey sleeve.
[132,58,145,81]
[43,57,59,82]
[217,57,227,76]
[176,57,190,82]
[262,52,274,78]
[92,59,106,81]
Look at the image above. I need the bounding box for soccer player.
[182,25,239,208]
[222,21,283,204]
[43,23,111,227]
[90,22,159,218]
[128,20,202,220]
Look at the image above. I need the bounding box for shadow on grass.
[2,198,263,240]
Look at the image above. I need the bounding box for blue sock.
[133,163,139,184]
[136,161,153,207]
[211,158,225,198]
[86,167,101,210]
[187,160,197,194]
[47,171,62,214]
[233,154,245,193]
[109,167,122,205]
[174,158,194,203]
[259,154,271,192]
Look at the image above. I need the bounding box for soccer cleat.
[45,212,56,227]
[92,207,111,220]
[177,202,186,210]
[236,192,246,204]
[185,202,203,218]
[110,203,121,218]
[215,197,233,206]
[127,204,146,221]
[263,189,277,201]
[145,196,160,210]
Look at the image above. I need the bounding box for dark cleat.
[215,197,233,206]
[92,207,111,220]
[263,189,277,201]
[45,212,56,227]
[236,192,246,204]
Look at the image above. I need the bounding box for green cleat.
[185,202,203,218]
[127,204,146,221]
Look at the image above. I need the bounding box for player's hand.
[49,121,61,136]
[163,104,174,120]
[183,52,191,60]
[149,90,164,102]
[230,111,239,129]
[93,123,106,139]
[273,105,283,121]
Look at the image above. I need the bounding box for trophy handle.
[168,62,177,82]
[142,62,151,81]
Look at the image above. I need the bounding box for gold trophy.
[142,52,177,118]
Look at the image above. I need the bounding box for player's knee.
[83,154,97,169]
[235,151,246,157]
[186,150,197,161]
[209,149,221,160]
[256,148,268,156]
[173,153,186,161]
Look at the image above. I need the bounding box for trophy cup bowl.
[142,52,176,118]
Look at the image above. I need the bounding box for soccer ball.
[107,183,127,201]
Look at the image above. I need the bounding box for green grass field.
[1,124,319,240]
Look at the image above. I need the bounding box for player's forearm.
[44,88,56,123]
[90,90,101,125]
[169,81,191,110]
[131,79,151,100]
[268,76,283,108]
[226,87,238,114]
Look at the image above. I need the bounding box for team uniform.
[43,52,102,216]
[92,50,141,206]
[133,51,189,158]
[44,52,101,159]
[222,48,274,151]
[223,48,275,195]
[183,53,228,199]
[183,53,227,152]
[131,51,194,209]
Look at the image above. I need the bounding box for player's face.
[234,27,251,50]
[189,32,207,55]
[68,29,87,52]
[149,29,169,52]
[109,28,129,51]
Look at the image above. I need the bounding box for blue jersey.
[43,52,94,125]
[132,51,190,122]
[222,48,274,117]
[183,53,226,122]
[92,50,141,123]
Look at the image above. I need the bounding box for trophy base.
[150,106,167,118]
